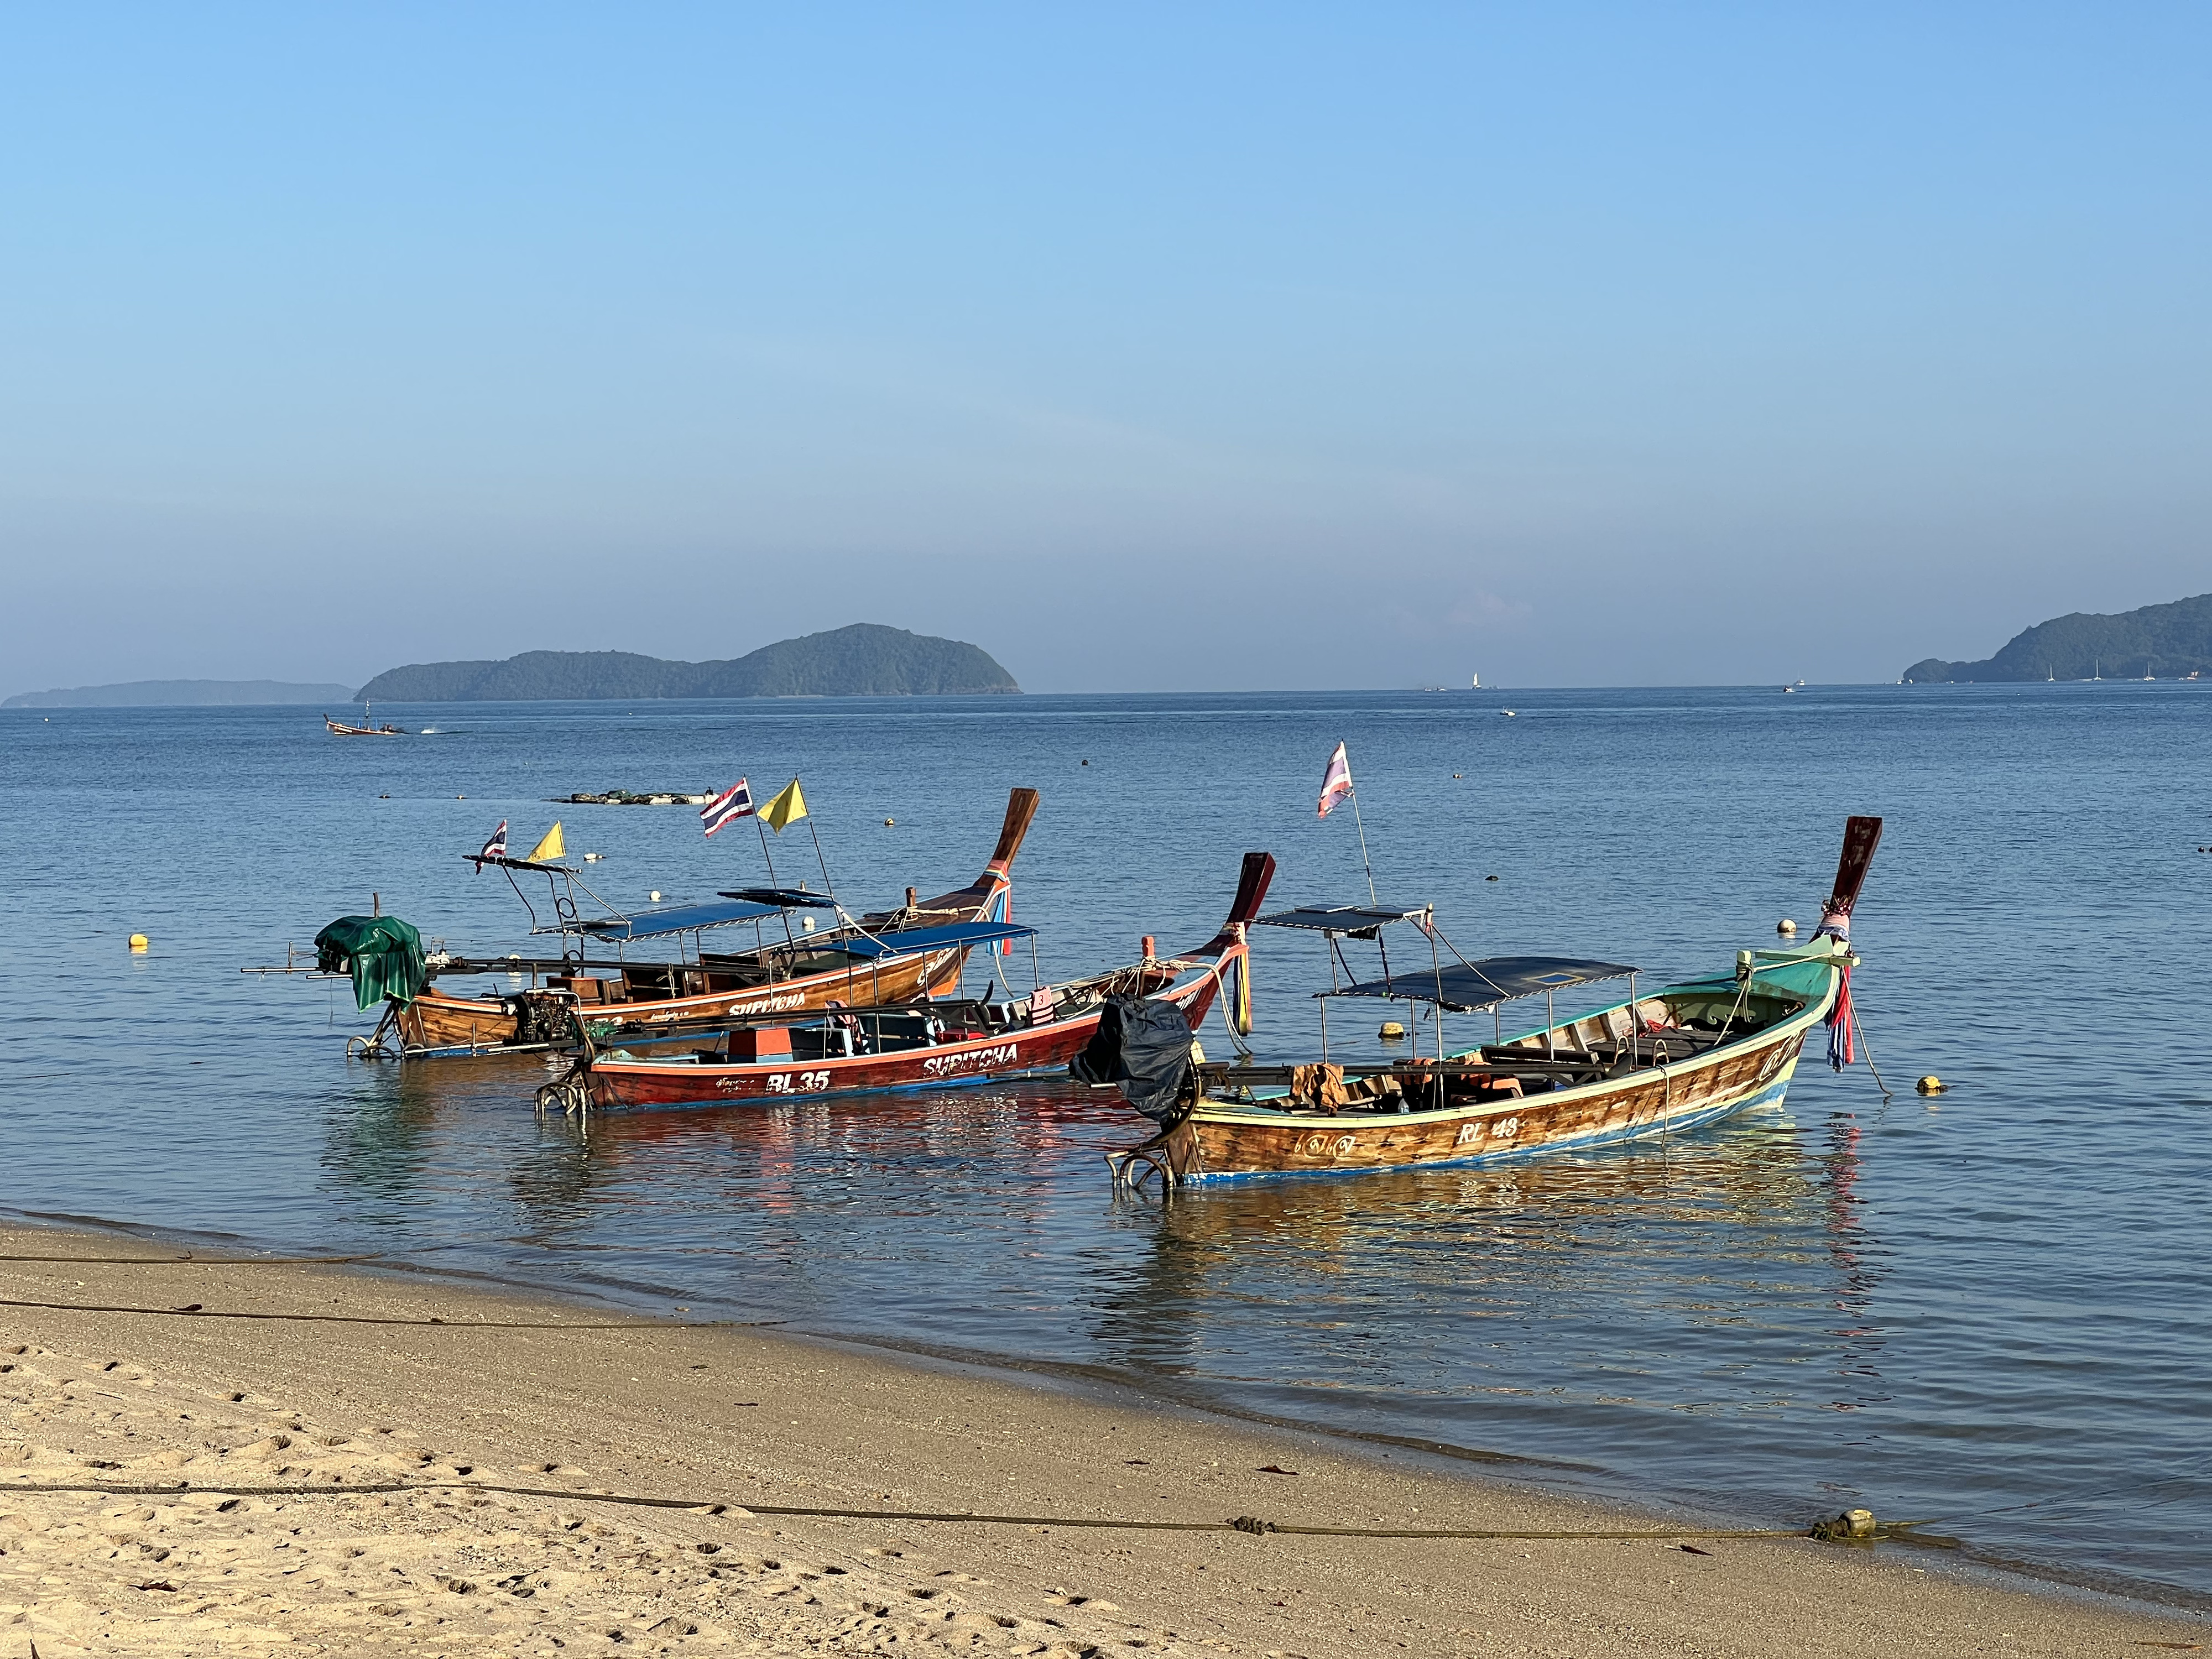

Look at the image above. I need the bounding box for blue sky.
[4,4,2208,692]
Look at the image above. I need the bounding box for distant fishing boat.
[549,853,1275,1112]
[326,701,404,736]
[1097,818,1882,1187]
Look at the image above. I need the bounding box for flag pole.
[1348,786,1379,906]
[753,815,781,888]
[805,816,837,900]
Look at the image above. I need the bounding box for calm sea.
[4,685,2207,1607]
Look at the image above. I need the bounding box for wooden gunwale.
[1160,967,1840,1183]
[579,963,1221,1111]
[394,946,961,1056]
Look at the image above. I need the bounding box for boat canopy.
[1323,955,1639,1013]
[838,920,1034,959]
[564,896,791,941]
[1255,903,1431,938]
[718,887,838,909]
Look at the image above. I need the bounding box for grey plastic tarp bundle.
[1070,995,1196,1123]
[313,915,429,1011]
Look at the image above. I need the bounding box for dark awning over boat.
[838,921,1035,959]
[718,887,838,909]
[1255,903,1431,937]
[1324,956,1639,1012]
[567,897,789,941]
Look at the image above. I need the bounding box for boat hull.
[394,947,963,1057]
[581,975,1220,1111]
[1159,980,1830,1182]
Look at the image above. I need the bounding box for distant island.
[354,624,1020,701]
[1902,593,2212,682]
[4,678,358,709]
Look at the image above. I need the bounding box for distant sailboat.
[1470,671,1480,690]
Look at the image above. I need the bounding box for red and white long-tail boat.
[1102,818,1883,1188]
[391,788,1042,1057]
[539,852,1278,1114]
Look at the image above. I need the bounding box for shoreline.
[15,1204,2199,1616]
[0,1220,2202,1656]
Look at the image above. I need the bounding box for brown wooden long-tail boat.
[390,788,1042,1057]
[544,852,1277,1114]
[1103,818,1882,1188]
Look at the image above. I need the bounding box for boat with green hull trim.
[1102,817,1883,1188]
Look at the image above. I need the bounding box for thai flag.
[477,820,508,865]
[701,778,754,837]
[1317,741,1354,818]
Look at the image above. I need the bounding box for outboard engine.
[1071,995,1198,1124]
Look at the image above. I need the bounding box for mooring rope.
[0,1474,1891,1543]
[0,1296,777,1331]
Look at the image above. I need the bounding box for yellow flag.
[526,821,566,863]
[760,779,808,834]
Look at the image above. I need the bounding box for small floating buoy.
[128,933,149,952]
[649,890,662,902]
[456,794,466,800]
[1452,773,1463,779]
[1777,918,1798,935]
[1081,759,1089,765]
[1917,1075,1945,1095]
[583,852,604,863]
[1484,874,1500,881]
[1500,709,1517,717]
[884,817,895,827]
[1378,1020,1407,1040]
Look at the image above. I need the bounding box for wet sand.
[0,1223,2198,1657]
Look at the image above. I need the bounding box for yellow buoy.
[1917,1075,1945,1095]
[884,817,895,827]
[1379,1020,1407,1040]
[128,933,149,952]
[1777,918,1798,935]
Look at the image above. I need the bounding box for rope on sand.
[0,1296,779,1331]
[0,1475,1914,1546]
[0,1255,387,1266]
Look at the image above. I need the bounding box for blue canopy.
[1325,956,1639,1013]
[561,897,787,941]
[838,921,1035,959]
[1256,903,1430,937]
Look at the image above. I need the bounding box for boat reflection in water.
[318,1060,1886,1527]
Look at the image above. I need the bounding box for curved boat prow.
[985,786,1041,881]
[1187,852,1277,959]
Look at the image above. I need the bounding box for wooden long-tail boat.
[389,788,1042,1057]
[544,852,1277,1113]
[326,714,405,735]
[1103,818,1882,1188]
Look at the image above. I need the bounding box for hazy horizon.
[6,6,2209,693]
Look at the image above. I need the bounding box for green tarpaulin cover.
[314,915,428,1011]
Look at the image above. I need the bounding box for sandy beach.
[0,1222,2197,1658]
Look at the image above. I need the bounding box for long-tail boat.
[1100,818,1882,1188]
[541,852,1277,1113]
[326,706,405,735]
[388,787,1042,1057]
